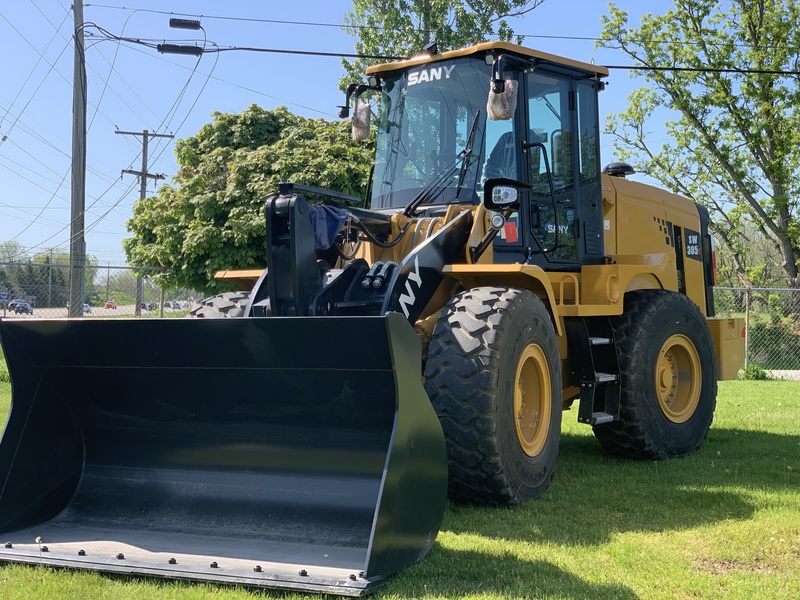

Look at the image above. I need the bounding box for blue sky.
[0,1,655,265]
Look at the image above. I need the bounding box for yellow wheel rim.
[514,343,551,457]
[655,334,702,423]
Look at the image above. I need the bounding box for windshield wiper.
[455,110,480,197]
[403,110,481,217]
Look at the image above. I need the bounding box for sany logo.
[398,256,423,318]
[407,65,456,86]
[547,224,572,235]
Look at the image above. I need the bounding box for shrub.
[740,363,770,380]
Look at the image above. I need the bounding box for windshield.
[371,57,491,210]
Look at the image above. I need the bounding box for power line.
[84,27,402,61]
[82,3,800,53]
[10,15,213,251]
[86,25,800,77]
[0,38,72,145]
[118,40,335,117]
[0,159,69,198]
[0,12,124,135]
[0,8,70,131]
[605,64,800,76]
[83,4,381,31]
[0,93,125,179]
[24,177,138,253]
[207,45,401,60]
[30,1,165,130]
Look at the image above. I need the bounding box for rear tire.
[593,290,717,459]
[423,287,562,506]
[189,291,251,318]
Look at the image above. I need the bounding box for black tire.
[593,290,718,459]
[189,291,251,318]
[423,286,562,506]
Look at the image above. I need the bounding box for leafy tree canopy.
[341,0,545,85]
[599,0,800,288]
[123,105,373,293]
[0,241,26,263]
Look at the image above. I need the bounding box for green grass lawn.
[0,375,798,599]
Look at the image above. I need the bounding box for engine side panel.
[601,174,710,314]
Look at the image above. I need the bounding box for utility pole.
[116,129,173,316]
[68,1,87,318]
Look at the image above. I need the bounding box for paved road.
[1,304,188,319]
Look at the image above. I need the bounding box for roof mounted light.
[602,162,635,178]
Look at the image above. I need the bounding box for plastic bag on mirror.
[487,78,518,121]
[352,98,372,140]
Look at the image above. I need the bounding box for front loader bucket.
[0,313,446,596]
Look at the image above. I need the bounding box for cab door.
[523,70,603,269]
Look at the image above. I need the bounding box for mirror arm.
[491,54,508,93]
[339,81,383,119]
[489,54,531,93]
[337,84,359,118]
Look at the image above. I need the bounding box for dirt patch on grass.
[693,556,778,575]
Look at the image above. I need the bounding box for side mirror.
[483,178,531,210]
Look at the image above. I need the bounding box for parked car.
[8,299,25,311]
[14,302,33,315]
[104,300,117,309]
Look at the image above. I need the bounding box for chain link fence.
[0,261,200,319]
[714,287,800,375]
[3,262,798,374]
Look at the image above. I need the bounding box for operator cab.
[352,42,608,270]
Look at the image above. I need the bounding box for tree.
[0,247,99,308]
[341,0,546,85]
[0,241,27,263]
[0,241,27,299]
[123,105,374,293]
[599,1,800,288]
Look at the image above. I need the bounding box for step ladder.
[565,318,622,426]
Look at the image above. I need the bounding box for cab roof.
[365,41,609,79]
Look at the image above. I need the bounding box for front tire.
[593,290,717,459]
[423,287,562,506]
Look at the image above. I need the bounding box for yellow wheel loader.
[0,42,745,595]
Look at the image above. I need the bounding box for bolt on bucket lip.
[0,529,381,595]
